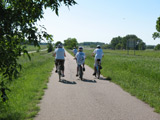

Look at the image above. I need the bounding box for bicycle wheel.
[58,65,61,81]
[96,65,100,79]
[79,65,83,80]
[97,65,100,79]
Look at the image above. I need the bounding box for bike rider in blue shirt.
[75,46,85,77]
[73,47,77,56]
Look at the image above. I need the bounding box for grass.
[103,49,160,58]
[82,49,160,113]
[25,45,47,51]
[0,51,54,120]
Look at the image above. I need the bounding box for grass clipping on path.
[0,51,54,120]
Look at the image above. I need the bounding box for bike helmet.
[79,46,83,49]
[78,46,83,51]
[58,44,62,48]
[97,45,101,48]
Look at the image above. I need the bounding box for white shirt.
[75,52,85,65]
[55,48,65,60]
[93,48,104,59]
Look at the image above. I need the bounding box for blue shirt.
[55,48,65,60]
[73,49,77,55]
[75,52,85,65]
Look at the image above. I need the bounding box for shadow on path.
[95,76,112,81]
[82,78,97,83]
[60,79,77,85]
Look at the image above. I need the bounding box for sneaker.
[83,67,85,71]
[62,74,65,77]
[55,70,57,73]
[93,72,96,76]
[76,74,78,77]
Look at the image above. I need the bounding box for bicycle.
[95,59,101,79]
[78,64,83,80]
[57,60,63,82]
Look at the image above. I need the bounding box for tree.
[154,44,160,50]
[153,17,160,40]
[110,36,122,49]
[110,35,146,50]
[64,38,78,49]
[0,0,77,102]
[47,42,54,53]
[55,41,63,47]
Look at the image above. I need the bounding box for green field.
[25,45,48,51]
[83,49,160,113]
[0,51,54,120]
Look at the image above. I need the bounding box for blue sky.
[39,0,160,45]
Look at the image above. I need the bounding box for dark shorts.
[55,59,65,70]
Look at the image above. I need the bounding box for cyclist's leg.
[59,60,65,77]
[83,62,85,71]
[76,64,78,77]
[99,59,102,69]
[55,59,58,73]
[93,59,97,75]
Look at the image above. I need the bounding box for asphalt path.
[35,50,160,120]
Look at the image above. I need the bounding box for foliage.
[47,42,54,53]
[153,17,160,40]
[101,44,112,49]
[110,35,146,50]
[146,45,155,49]
[154,44,160,50]
[54,41,63,47]
[0,0,77,102]
[79,42,105,47]
[64,38,78,49]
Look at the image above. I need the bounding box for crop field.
[83,49,160,113]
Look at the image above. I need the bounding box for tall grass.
[0,51,54,120]
[84,49,160,113]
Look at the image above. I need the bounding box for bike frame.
[57,62,62,81]
[78,64,83,80]
[95,59,101,79]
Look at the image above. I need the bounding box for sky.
[38,0,160,45]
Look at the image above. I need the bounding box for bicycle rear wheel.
[79,65,83,80]
[96,65,100,79]
[58,65,61,81]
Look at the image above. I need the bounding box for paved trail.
[35,51,160,120]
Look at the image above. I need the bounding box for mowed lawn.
[84,49,160,113]
[0,51,54,120]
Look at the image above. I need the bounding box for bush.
[154,44,160,50]
[47,43,54,53]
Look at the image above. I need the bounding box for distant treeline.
[79,35,157,50]
[79,42,105,48]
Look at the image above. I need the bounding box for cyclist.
[92,45,104,76]
[73,47,77,56]
[53,44,66,77]
[75,46,85,77]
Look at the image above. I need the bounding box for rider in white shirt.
[92,45,104,75]
[73,47,77,56]
[75,46,85,77]
[53,44,66,77]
